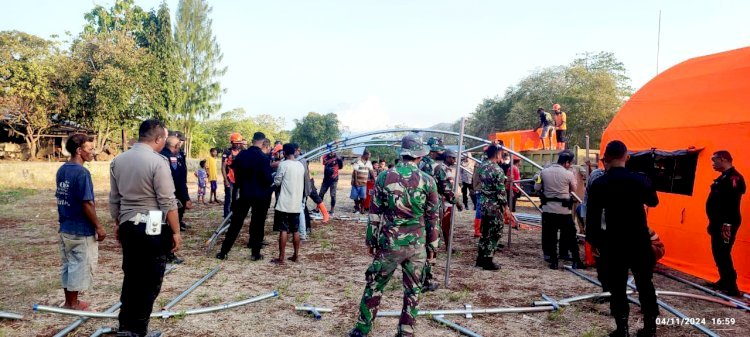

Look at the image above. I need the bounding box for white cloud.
[335,95,391,132]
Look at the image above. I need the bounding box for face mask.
[504,159,510,164]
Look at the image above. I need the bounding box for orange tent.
[601,47,750,291]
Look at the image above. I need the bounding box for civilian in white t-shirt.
[351,150,374,214]
[271,143,305,265]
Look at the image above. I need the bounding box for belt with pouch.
[126,213,166,225]
[127,213,149,224]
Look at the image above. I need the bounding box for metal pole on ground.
[162,265,222,312]
[433,315,483,337]
[564,267,720,337]
[656,270,750,311]
[445,117,466,288]
[52,264,177,337]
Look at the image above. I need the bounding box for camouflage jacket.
[419,156,436,177]
[434,161,457,205]
[367,162,441,252]
[477,160,508,214]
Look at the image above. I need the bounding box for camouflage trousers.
[354,248,426,336]
[421,205,451,288]
[478,212,504,258]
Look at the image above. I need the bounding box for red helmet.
[229,132,243,143]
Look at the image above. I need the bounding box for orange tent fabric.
[490,130,557,151]
[601,46,750,292]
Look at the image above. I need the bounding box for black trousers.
[118,221,169,336]
[461,182,476,209]
[541,212,580,262]
[319,179,338,211]
[710,225,739,289]
[601,250,658,320]
[220,196,271,257]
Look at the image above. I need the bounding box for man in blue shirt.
[55,134,105,310]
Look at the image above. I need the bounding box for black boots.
[475,256,501,270]
[609,317,629,337]
[636,316,657,337]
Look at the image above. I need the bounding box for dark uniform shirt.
[706,167,745,231]
[231,146,273,200]
[585,167,659,254]
[160,148,190,202]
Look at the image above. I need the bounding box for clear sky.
[3,0,749,132]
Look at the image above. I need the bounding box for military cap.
[399,134,430,158]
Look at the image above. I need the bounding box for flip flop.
[287,255,298,262]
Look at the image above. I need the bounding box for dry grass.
[0,162,748,336]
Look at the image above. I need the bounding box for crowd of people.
[52,118,745,337]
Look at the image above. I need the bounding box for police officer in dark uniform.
[706,150,745,296]
[586,140,659,337]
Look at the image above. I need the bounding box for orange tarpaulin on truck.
[490,130,556,151]
[601,46,750,292]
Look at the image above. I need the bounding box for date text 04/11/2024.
[656,317,736,326]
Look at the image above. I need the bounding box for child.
[195,160,208,204]
[207,148,219,203]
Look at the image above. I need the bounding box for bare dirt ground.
[1,162,749,337]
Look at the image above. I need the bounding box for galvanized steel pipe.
[565,267,720,337]
[432,315,483,337]
[162,265,222,311]
[0,311,23,320]
[656,270,750,311]
[377,305,555,317]
[53,264,176,337]
[34,291,278,319]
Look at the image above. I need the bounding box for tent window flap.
[626,148,702,196]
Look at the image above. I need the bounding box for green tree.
[290,112,341,152]
[0,31,67,159]
[143,2,184,122]
[67,29,154,153]
[190,108,288,157]
[174,0,226,157]
[366,145,399,163]
[467,52,632,148]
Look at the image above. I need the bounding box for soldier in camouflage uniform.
[418,137,445,293]
[418,137,443,176]
[350,134,440,337]
[475,144,515,270]
[433,148,464,247]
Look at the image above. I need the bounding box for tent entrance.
[626,148,703,196]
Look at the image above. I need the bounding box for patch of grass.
[314,274,325,282]
[277,280,292,298]
[0,187,36,205]
[344,283,354,299]
[294,291,311,304]
[384,280,401,293]
[320,239,335,251]
[451,250,463,258]
[581,326,605,337]
[447,288,469,302]
[157,298,169,308]
[546,308,566,322]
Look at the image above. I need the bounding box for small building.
[0,115,93,160]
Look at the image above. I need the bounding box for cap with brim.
[445,148,457,158]
[399,134,430,158]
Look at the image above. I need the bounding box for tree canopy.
[466,52,632,148]
[290,112,341,152]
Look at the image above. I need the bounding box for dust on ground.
[0,164,748,337]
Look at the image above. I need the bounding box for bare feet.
[63,300,90,311]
